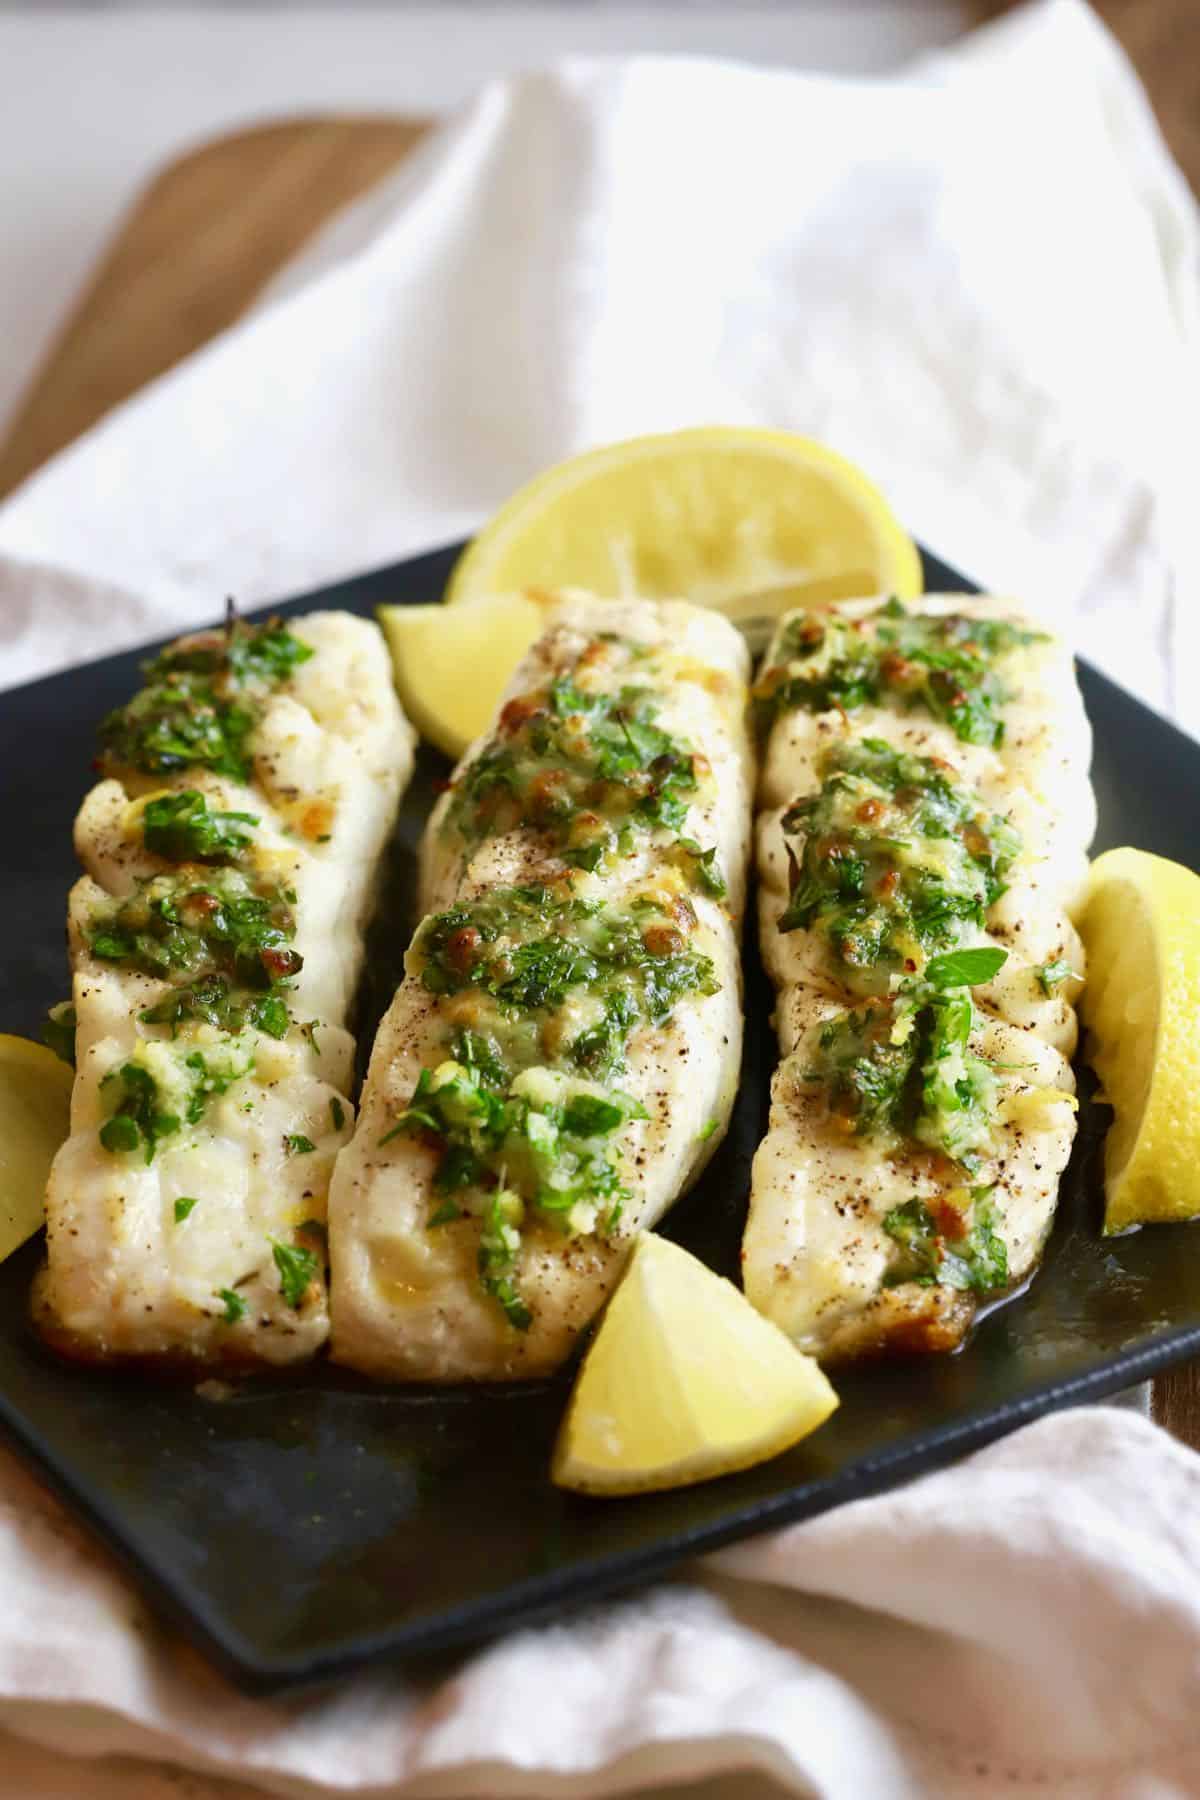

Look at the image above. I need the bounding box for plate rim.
[2,537,1195,1693]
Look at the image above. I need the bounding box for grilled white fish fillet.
[419,597,752,917]
[37,611,414,1368]
[330,597,753,1382]
[743,594,1092,1359]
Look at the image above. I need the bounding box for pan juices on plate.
[329,596,755,1381]
[743,594,1092,1359]
[37,612,414,1368]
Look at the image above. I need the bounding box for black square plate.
[2,543,1198,1694]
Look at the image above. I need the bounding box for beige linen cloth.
[0,2,1197,1794]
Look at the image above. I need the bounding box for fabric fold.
[0,2,1197,1795]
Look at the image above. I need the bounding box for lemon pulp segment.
[378,591,551,759]
[552,1232,838,1495]
[1079,847,1200,1232]
[0,1034,73,1263]
[446,428,921,621]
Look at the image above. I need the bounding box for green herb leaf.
[561,1094,626,1136]
[271,1240,319,1308]
[139,972,292,1042]
[882,1189,1008,1294]
[141,789,259,864]
[217,1287,246,1324]
[99,1114,141,1155]
[777,738,1020,995]
[1036,958,1079,995]
[42,1001,76,1067]
[285,1134,316,1155]
[478,1190,531,1330]
[924,946,1008,989]
[182,1044,253,1124]
[329,1096,345,1131]
[98,1062,181,1163]
[88,867,301,993]
[99,619,311,781]
[443,651,717,893]
[678,838,727,899]
[756,605,1043,748]
[173,1196,200,1223]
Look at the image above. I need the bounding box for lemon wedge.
[446,427,921,626]
[1078,847,1200,1233]
[552,1233,838,1495]
[0,1034,73,1262]
[377,591,553,760]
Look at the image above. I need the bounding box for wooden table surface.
[1,8,1195,1440]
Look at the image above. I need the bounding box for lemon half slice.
[0,1034,72,1263]
[446,427,921,625]
[378,591,553,760]
[1078,847,1200,1233]
[552,1233,838,1495]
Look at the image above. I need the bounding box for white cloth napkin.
[1,0,1196,730]
[0,2,1198,1795]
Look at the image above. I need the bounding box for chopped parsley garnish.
[98,1062,181,1163]
[380,1054,643,1329]
[813,950,1006,1165]
[173,1196,200,1223]
[413,883,719,1077]
[479,1190,531,1330]
[182,1043,255,1120]
[141,789,259,864]
[442,652,725,895]
[779,739,1019,990]
[88,868,300,1045]
[285,1134,316,1155]
[98,617,311,781]
[329,1097,345,1132]
[756,599,1045,747]
[271,1239,320,1308]
[139,974,291,1041]
[88,868,299,988]
[1036,958,1079,995]
[217,1288,246,1324]
[882,1189,1008,1294]
[454,1028,511,1089]
[677,837,726,897]
[924,946,1009,989]
[42,1000,76,1067]
[99,1040,254,1162]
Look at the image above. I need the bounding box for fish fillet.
[330,596,754,1381]
[743,594,1093,1359]
[37,611,414,1368]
